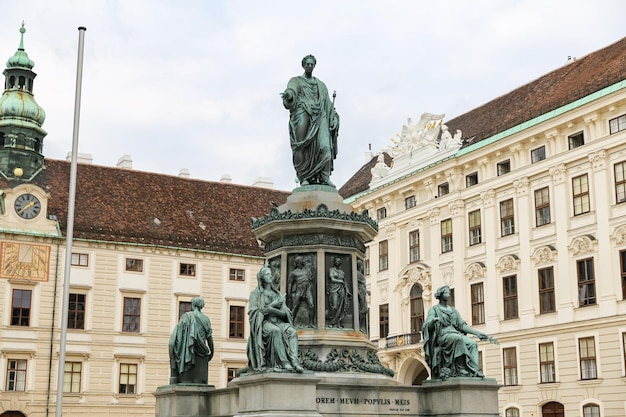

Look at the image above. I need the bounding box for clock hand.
[17,201,35,214]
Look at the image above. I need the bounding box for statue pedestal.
[154,384,217,417]
[418,378,501,417]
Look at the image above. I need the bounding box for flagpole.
[55,26,86,417]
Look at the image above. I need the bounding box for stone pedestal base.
[154,384,216,417]
[418,378,501,417]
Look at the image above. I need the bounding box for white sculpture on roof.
[386,113,445,157]
[438,125,463,150]
[370,153,391,180]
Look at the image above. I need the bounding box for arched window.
[8,76,15,88]
[505,408,520,417]
[409,284,424,333]
[583,404,600,417]
[18,76,25,88]
[1,411,27,417]
[542,401,564,417]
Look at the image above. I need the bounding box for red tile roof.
[3,159,290,257]
[339,37,626,198]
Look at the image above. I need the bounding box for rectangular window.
[376,207,387,220]
[125,258,143,272]
[577,258,596,306]
[538,267,556,314]
[438,182,449,197]
[68,293,85,330]
[531,146,546,163]
[497,160,511,176]
[579,336,597,380]
[227,367,238,382]
[610,114,626,134]
[63,361,82,393]
[448,288,456,307]
[568,131,584,149]
[503,275,518,320]
[364,247,370,276]
[229,305,245,339]
[471,283,485,325]
[534,187,551,226]
[468,210,482,245]
[119,363,137,394]
[405,195,416,209]
[621,250,626,300]
[614,161,626,204]
[379,304,389,338]
[572,174,590,215]
[11,289,31,326]
[71,253,89,266]
[6,359,27,391]
[503,347,518,386]
[583,404,601,417]
[122,297,141,333]
[500,199,515,236]
[441,219,453,253]
[506,408,520,417]
[622,332,626,374]
[465,172,478,187]
[179,263,196,276]
[477,350,483,374]
[178,301,192,321]
[379,240,389,271]
[229,268,245,281]
[539,342,556,383]
[409,230,420,263]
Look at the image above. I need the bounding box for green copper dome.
[6,24,34,69]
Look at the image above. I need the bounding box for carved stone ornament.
[464,262,485,281]
[612,225,626,246]
[531,246,556,266]
[395,265,432,306]
[299,348,394,376]
[550,164,567,184]
[427,207,440,225]
[379,284,388,302]
[496,255,520,274]
[588,149,607,170]
[408,218,422,229]
[385,223,397,238]
[251,204,378,232]
[384,113,445,158]
[441,266,454,287]
[514,177,530,195]
[481,189,495,207]
[448,199,465,217]
[569,235,596,256]
[370,153,391,181]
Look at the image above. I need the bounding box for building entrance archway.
[1,412,27,417]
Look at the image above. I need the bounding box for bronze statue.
[282,54,340,187]
[357,259,368,334]
[246,266,304,372]
[168,297,214,384]
[422,286,498,379]
[288,255,315,327]
[326,256,351,328]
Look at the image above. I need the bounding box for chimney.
[117,155,133,169]
[252,177,273,189]
[66,152,93,164]
[364,143,373,163]
[178,168,190,178]
[220,174,232,183]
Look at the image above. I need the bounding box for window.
[405,195,416,209]
[579,336,597,380]
[538,267,556,314]
[468,210,481,245]
[178,301,192,321]
[610,114,626,134]
[497,160,511,176]
[622,332,626,374]
[620,250,626,300]
[441,219,453,253]
[379,240,388,271]
[503,347,518,386]
[179,263,196,276]
[614,161,626,203]
[229,305,245,339]
[11,289,31,326]
[577,258,596,306]
[364,247,370,276]
[437,182,449,197]
[542,402,564,417]
[71,253,88,266]
[63,362,82,393]
[465,172,478,187]
[534,187,551,226]
[531,146,546,163]
[477,350,483,374]
[572,174,590,215]
[379,304,389,338]
[500,199,515,236]
[67,293,85,330]
[505,408,520,417]
[539,342,556,383]
[229,268,245,281]
[122,297,141,333]
[227,367,238,382]
[448,288,456,307]
[376,207,387,220]
[583,404,600,417]
[125,258,143,272]
[119,363,137,394]
[503,275,518,320]
[409,230,420,263]
[6,359,26,391]
[409,285,424,333]
[471,283,485,325]
[568,131,584,149]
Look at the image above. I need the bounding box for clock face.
[14,193,41,219]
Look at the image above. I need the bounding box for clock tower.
[0,23,47,181]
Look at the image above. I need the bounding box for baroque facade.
[340,37,626,417]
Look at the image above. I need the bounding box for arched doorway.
[542,401,564,417]
[1,411,27,417]
[398,357,430,386]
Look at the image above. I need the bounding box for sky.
[1,1,624,192]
